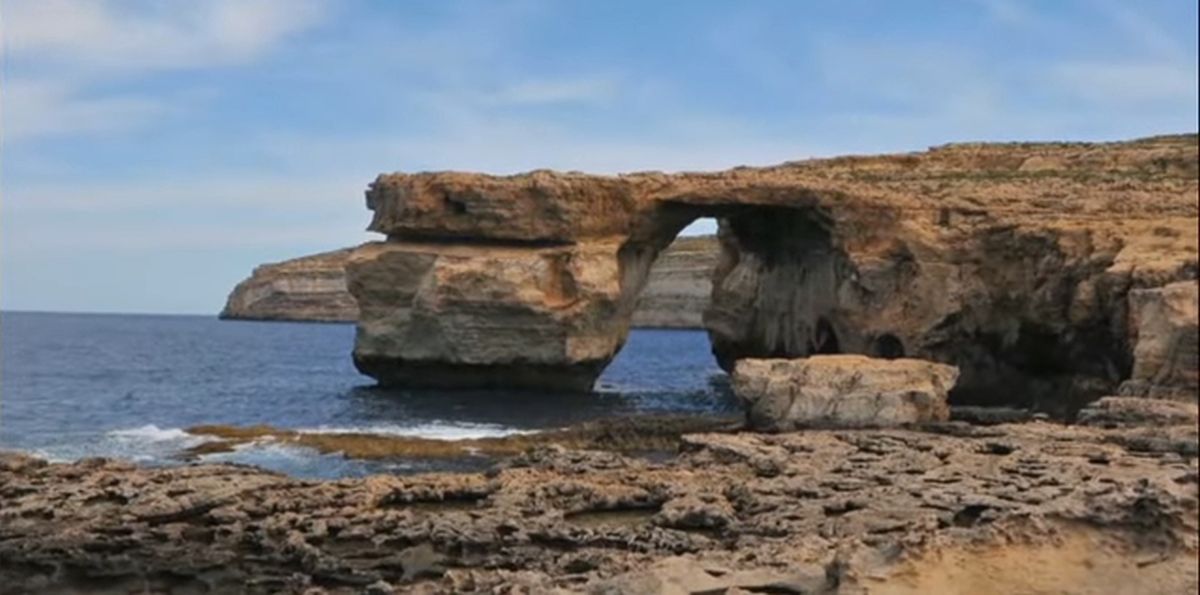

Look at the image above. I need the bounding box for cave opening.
[611,200,1118,417]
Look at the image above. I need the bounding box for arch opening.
[611,202,849,375]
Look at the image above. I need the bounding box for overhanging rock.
[347,134,1199,411]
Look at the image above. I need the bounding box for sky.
[1,0,1197,315]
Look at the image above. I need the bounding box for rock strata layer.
[2,420,1196,593]
[733,355,958,430]
[220,248,360,322]
[220,237,719,327]
[348,134,1198,407]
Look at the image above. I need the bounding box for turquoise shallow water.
[0,311,734,477]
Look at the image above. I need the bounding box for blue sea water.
[0,311,734,477]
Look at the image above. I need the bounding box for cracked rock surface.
[2,419,1196,594]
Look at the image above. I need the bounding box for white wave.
[107,424,195,443]
[296,421,535,441]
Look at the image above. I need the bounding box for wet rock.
[950,406,1032,425]
[1077,396,1199,428]
[732,355,958,430]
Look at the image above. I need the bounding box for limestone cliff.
[221,237,719,327]
[347,134,1198,410]
[220,248,359,323]
[630,235,718,328]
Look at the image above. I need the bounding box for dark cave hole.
[871,334,905,359]
[809,318,841,355]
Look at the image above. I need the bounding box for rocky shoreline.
[3,412,1196,594]
[19,135,1196,594]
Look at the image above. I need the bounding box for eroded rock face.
[349,134,1198,404]
[348,240,624,390]
[2,420,1196,593]
[630,235,719,328]
[733,355,958,430]
[221,237,719,328]
[1119,281,1199,400]
[220,248,359,322]
[1077,396,1199,428]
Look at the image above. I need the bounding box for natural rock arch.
[346,135,1198,414]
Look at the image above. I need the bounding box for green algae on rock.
[184,414,740,460]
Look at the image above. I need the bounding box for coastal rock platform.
[3,420,1196,593]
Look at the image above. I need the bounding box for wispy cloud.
[2,79,175,142]
[487,76,621,106]
[3,0,329,74]
[1047,61,1199,106]
[971,0,1041,28]
[2,0,329,142]
[1090,0,1189,60]
[5,173,365,214]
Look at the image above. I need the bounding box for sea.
[0,311,735,478]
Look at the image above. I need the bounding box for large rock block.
[346,240,629,391]
[1119,281,1199,400]
[732,355,958,430]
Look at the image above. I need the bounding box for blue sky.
[2,0,1197,314]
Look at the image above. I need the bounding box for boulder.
[732,355,959,430]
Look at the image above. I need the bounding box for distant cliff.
[221,236,718,327]
[630,236,718,328]
[219,248,361,323]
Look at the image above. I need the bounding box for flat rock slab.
[734,355,959,431]
[2,421,1196,593]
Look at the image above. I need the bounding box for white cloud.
[488,76,621,106]
[4,220,369,253]
[1,0,328,142]
[1048,61,1199,106]
[1090,0,1189,60]
[1,79,173,142]
[2,0,329,74]
[4,174,366,214]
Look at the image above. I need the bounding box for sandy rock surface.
[2,420,1196,594]
[1121,281,1199,400]
[733,355,958,430]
